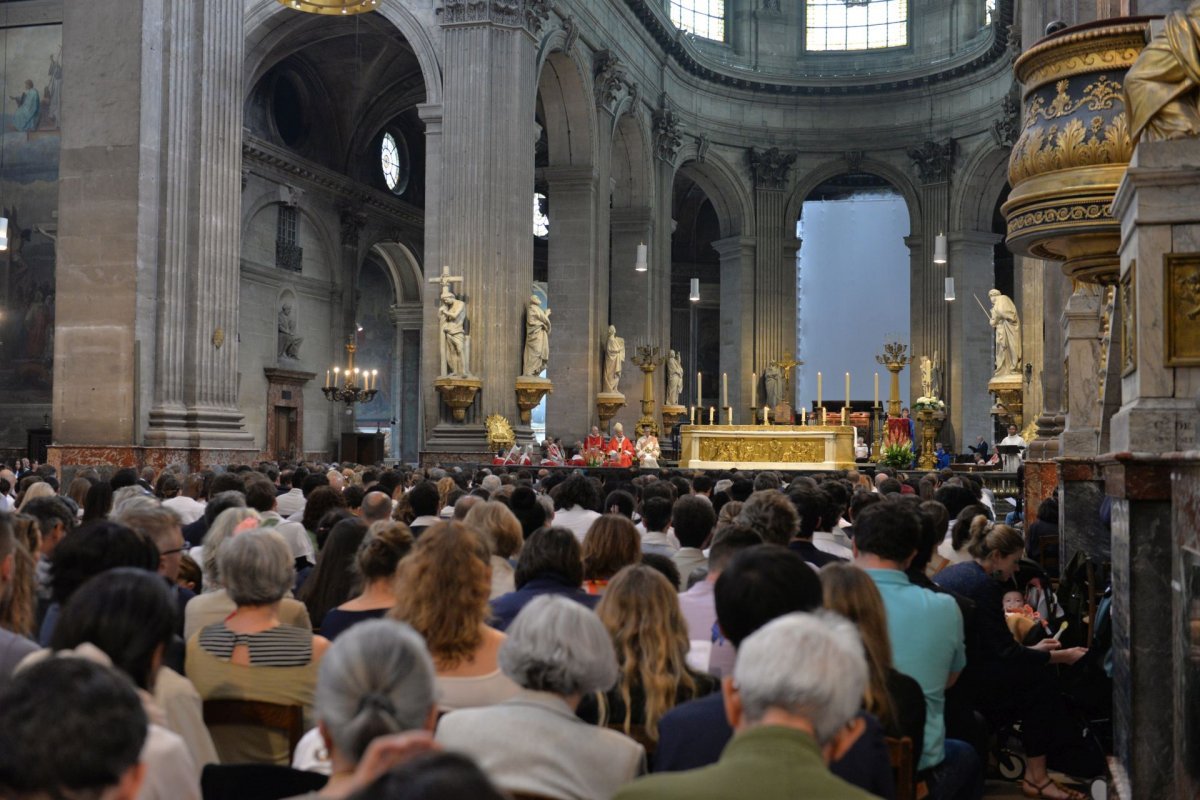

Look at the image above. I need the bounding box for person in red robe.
[584,425,605,453]
[606,422,635,468]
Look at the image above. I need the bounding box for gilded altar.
[678,425,856,470]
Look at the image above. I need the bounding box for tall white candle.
[722,373,728,408]
[845,372,851,415]
[817,372,822,407]
[325,369,330,388]
[763,405,769,425]
[751,372,757,408]
[697,372,702,406]
[874,372,879,406]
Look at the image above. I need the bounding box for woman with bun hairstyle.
[935,516,1089,800]
[319,522,414,640]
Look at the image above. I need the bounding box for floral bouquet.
[584,447,606,468]
[880,430,915,469]
[913,396,946,411]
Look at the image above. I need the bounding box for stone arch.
[786,157,922,236]
[611,110,653,210]
[537,48,598,168]
[367,241,424,305]
[672,149,753,239]
[243,1,441,106]
[951,143,1011,232]
[240,190,341,282]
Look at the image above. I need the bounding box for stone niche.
[263,367,316,462]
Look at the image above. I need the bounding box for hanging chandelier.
[323,340,378,411]
[277,0,378,15]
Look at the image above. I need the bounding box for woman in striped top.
[186,529,330,765]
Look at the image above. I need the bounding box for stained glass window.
[806,0,908,51]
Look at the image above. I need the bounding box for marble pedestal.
[1057,458,1110,569]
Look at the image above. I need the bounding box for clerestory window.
[805,0,908,51]
[670,0,726,42]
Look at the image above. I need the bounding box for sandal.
[1020,777,1087,800]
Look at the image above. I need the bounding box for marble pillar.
[544,166,600,441]
[911,154,951,409]
[609,207,655,435]
[713,235,757,415]
[1061,284,1104,456]
[423,6,537,453]
[752,180,794,375]
[1025,261,1068,516]
[946,231,1000,451]
[1170,455,1200,800]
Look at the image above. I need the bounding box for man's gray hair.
[499,595,617,695]
[480,474,502,494]
[111,488,157,518]
[201,507,261,589]
[218,528,293,607]
[115,504,182,551]
[733,611,867,743]
[315,619,435,761]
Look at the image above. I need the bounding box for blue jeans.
[925,738,983,800]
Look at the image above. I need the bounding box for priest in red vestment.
[584,425,605,452]
[606,422,635,468]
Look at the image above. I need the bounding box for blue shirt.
[866,568,966,771]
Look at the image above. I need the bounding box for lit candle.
[802,408,807,425]
[372,369,379,390]
[697,372,702,406]
[751,372,757,408]
[709,406,715,425]
[334,367,341,386]
[874,372,879,406]
[325,369,330,388]
[817,371,822,407]
[722,373,728,408]
[845,372,851,420]
[763,405,769,425]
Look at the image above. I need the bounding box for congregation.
[0,460,1098,800]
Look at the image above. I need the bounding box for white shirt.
[554,505,601,543]
[640,530,678,558]
[812,531,853,561]
[999,434,1026,472]
[162,496,206,526]
[275,487,306,519]
[258,511,315,564]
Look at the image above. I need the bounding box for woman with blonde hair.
[820,563,927,758]
[578,564,716,744]
[0,514,36,638]
[463,501,524,599]
[436,476,457,512]
[16,481,55,512]
[389,521,518,711]
[580,514,641,595]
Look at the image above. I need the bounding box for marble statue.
[522,295,551,376]
[665,349,683,406]
[438,287,468,377]
[920,355,933,398]
[277,301,302,360]
[764,364,783,408]
[988,289,1021,377]
[1126,2,1200,143]
[602,325,625,393]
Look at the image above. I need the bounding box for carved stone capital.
[594,50,638,118]
[561,15,579,54]
[524,0,552,35]
[907,138,956,184]
[339,204,368,247]
[442,0,533,28]
[992,93,1020,148]
[748,147,796,190]
[652,94,683,164]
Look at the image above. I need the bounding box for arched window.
[670,0,726,42]
[805,0,908,51]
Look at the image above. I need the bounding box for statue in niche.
[764,364,784,409]
[602,325,625,394]
[277,301,302,360]
[988,289,1021,377]
[438,286,469,377]
[665,349,683,406]
[522,295,551,376]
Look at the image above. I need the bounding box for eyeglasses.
[160,547,186,556]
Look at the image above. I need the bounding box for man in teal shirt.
[615,612,876,800]
[854,503,981,800]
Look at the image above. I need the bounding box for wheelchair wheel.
[997,748,1025,781]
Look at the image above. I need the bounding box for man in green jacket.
[614,612,876,800]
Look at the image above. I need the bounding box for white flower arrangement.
[913,396,946,410]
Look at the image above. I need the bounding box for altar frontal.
[678,425,856,470]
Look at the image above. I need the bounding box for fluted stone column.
[749,149,793,371]
[609,207,655,434]
[713,235,757,414]
[417,102,444,444]
[423,4,539,452]
[908,140,954,407]
[544,165,600,440]
[1024,261,1068,515]
[947,231,1000,450]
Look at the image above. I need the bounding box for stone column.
[713,235,756,414]
[544,166,600,440]
[416,102,443,443]
[1101,137,1200,800]
[908,140,955,406]
[748,148,794,371]
[609,207,655,434]
[423,4,539,455]
[946,231,1000,451]
[390,304,422,462]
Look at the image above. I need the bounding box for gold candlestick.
[874,341,914,418]
[632,345,665,438]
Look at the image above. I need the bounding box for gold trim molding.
[1121,261,1136,376]
[1015,24,1148,89]
[1165,253,1200,367]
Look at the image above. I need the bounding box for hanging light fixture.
[323,340,379,411]
[689,278,700,302]
[933,232,948,265]
[278,0,378,15]
[944,276,956,301]
[635,242,648,273]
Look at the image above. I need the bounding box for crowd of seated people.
[0,459,1094,800]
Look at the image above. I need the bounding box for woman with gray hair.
[436,595,645,799]
[186,529,330,765]
[285,619,438,798]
